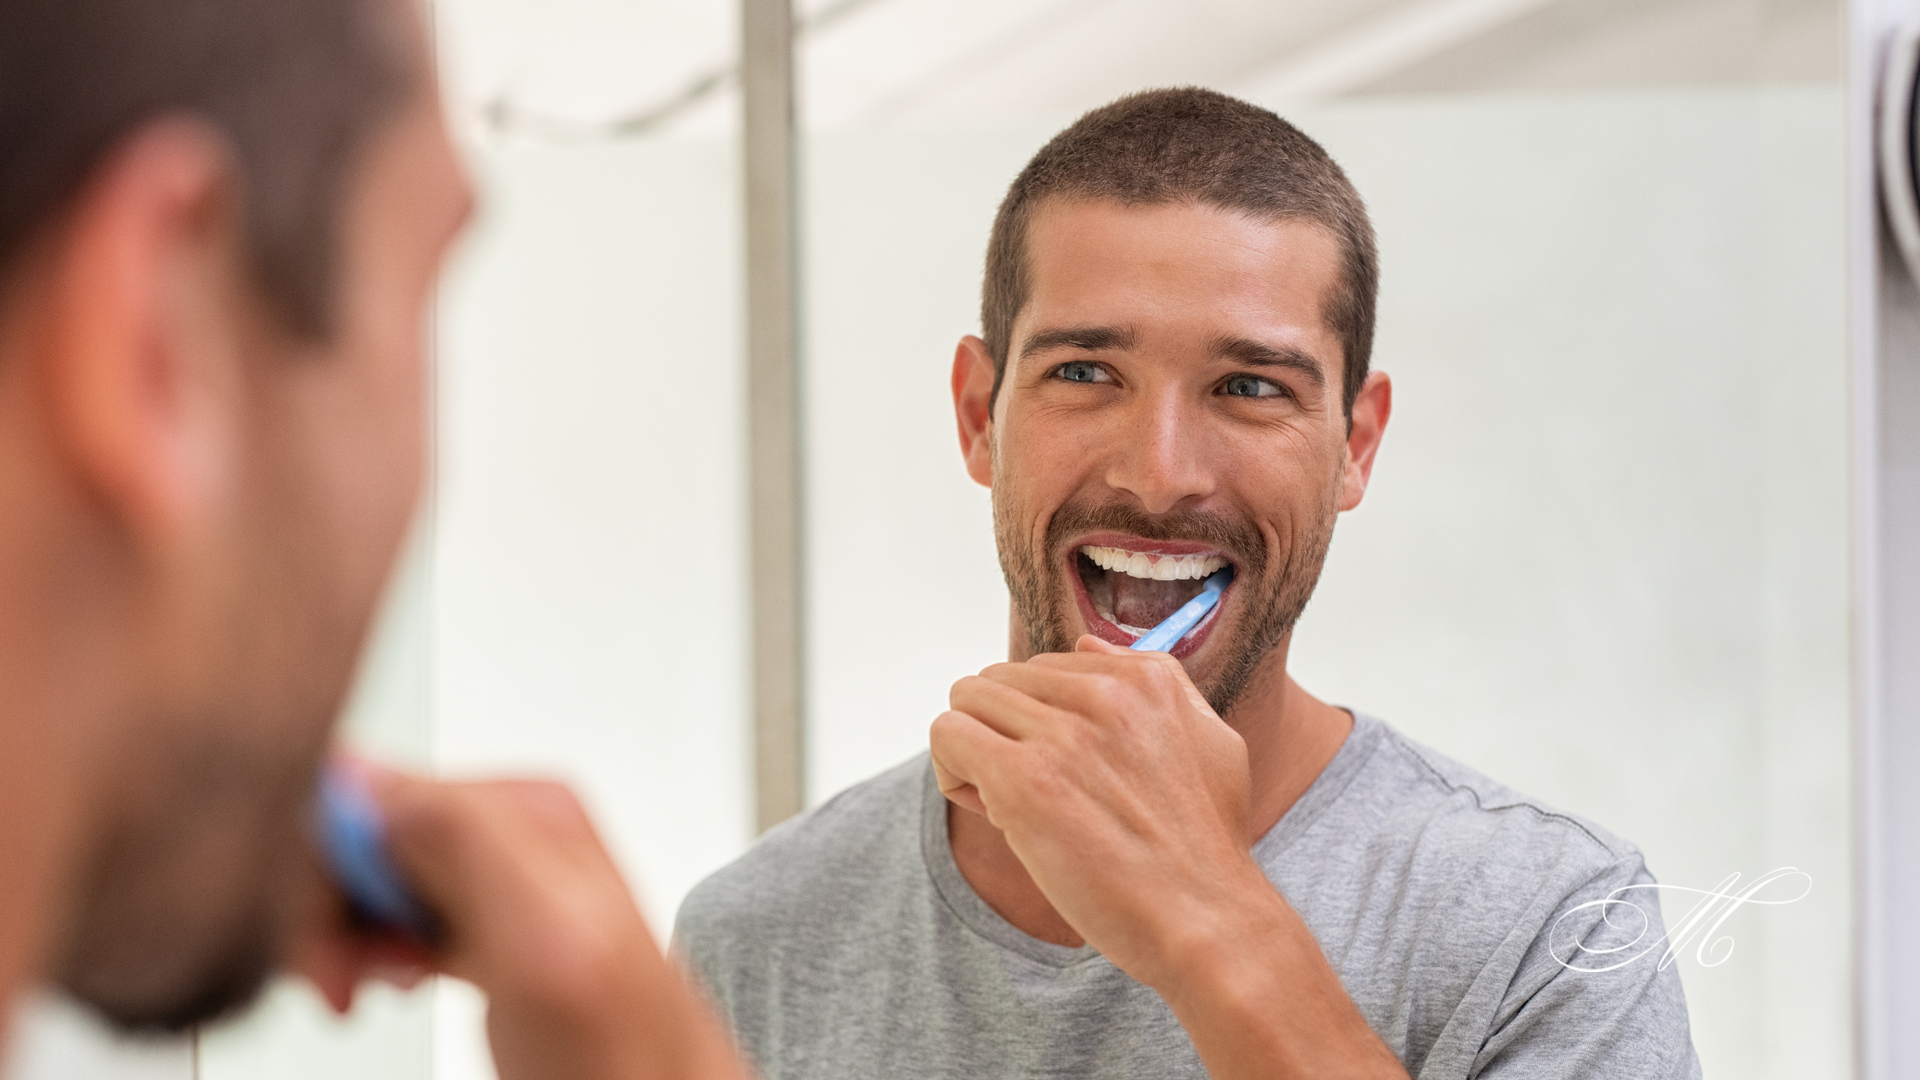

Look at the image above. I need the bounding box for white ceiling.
[433,0,1840,140]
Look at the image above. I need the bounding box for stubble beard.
[993,466,1341,720]
[57,731,312,1032]
[56,435,367,1032]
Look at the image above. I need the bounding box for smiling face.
[956,198,1381,719]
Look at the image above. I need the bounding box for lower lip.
[1068,557,1228,659]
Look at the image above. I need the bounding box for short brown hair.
[982,87,1378,415]
[0,0,414,339]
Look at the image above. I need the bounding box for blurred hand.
[293,771,749,1080]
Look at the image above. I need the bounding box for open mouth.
[1071,540,1233,652]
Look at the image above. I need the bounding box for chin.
[64,920,277,1033]
[56,731,318,1032]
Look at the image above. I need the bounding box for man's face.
[980,199,1356,718]
[53,48,473,1028]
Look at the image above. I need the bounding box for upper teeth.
[1081,546,1227,582]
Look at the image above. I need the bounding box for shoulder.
[1293,718,1697,1075]
[1280,714,1657,972]
[674,753,929,953]
[1345,715,1640,887]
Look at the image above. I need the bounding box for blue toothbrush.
[1129,566,1233,652]
[314,763,439,943]
[312,571,1233,934]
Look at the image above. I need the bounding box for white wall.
[5,995,191,1080]
[1295,87,1850,1078]
[428,136,752,1080]
[800,87,1850,1079]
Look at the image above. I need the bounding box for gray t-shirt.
[675,712,1701,1079]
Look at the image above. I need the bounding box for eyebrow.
[1018,325,1329,390]
[1018,325,1138,359]
[1210,335,1327,389]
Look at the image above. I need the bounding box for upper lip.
[1064,532,1234,562]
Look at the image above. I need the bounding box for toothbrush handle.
[314,762,440,944]
[1130,568,1232,652]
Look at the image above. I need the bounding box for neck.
[1222,638,1353,840]
[951,624,1351,947]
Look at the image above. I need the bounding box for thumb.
[1076,633,1130,655]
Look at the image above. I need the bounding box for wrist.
[1147,878,1409,1080]
[1146,863,1295,1011]
[485,924,733,1080]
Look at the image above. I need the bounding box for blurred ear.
[1339,371,1391,512]
[952,335,996,488]
[39,117,247,541]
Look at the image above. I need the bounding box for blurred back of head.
[0,0,430,1032]
[0,0,412,337]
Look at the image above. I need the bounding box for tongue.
[1110,572,1204,629]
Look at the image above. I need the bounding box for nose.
[1103,390,1215,515]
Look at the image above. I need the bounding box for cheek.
[360,347,426,561]
[1228,435,1340,534]
[996,403,1104,505]
[309,329,426,606]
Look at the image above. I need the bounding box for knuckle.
[1088,672,1128,708]
[929,710,964,743]
[949,674,987,705]
[1017,754,1069,805]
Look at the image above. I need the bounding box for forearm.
[1154,878,1408,1080]
[486,955,750,1080]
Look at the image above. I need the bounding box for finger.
[1030,646,1222,727]
[1025,646,1145,672]
[1051,637,1187,688]
[929,709,1014,818]
[362,937,437,990]
[287,880,435,1013]
[287,907,367,1014]
[969,664,1119,724]
[369,775,519,969]
[948,673,1060,739]
[934,775,987,818]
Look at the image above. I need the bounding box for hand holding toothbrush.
[298,768,751,1080]
[930,628,1262,994]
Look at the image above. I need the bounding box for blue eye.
[1221,374,1283,398]
[1054,361,1110,384]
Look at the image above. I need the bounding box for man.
[676,88,1701,1078]
[0,1,746,1077]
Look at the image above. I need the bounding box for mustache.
[1045,499,1268,575]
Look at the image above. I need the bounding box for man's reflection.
[677,87,1702,1080]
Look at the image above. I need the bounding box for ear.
[1338,371,1391,512]
[952,335,997,488]
[40,118,245,540]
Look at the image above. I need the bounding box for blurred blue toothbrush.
[314,762,439,944]
[1129,566,1233,652]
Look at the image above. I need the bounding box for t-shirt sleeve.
[1463,856,1702,1080]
